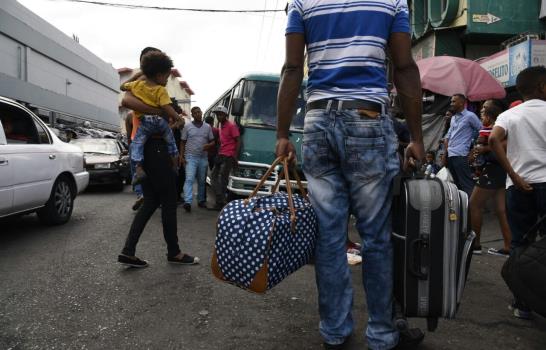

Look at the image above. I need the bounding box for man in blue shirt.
[275,1,425,349]
[444,94,482,197]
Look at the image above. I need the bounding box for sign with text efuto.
[480,50,509,87]
[480,39,546,88]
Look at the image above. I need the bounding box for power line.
[49,0,286,12]
[255,0,268,68]
[263,0,281,62]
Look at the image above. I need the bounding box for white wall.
[0,0,120,130]
[27,50,118,113]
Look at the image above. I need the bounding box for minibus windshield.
[241,80,306,130]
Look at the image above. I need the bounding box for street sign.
[472,13,501,24]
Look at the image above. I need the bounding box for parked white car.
[0,96,89,224]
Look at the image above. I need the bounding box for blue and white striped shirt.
[286,0,410,105]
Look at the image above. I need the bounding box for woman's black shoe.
[117,255,148,268]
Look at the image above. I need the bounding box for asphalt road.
[1,186,545,350]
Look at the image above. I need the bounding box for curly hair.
[140,51,173,78]
[139,46,160,60]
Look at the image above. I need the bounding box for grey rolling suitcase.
[392,177,475,332]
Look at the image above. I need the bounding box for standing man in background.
[210,106,240,211]
[276,1,425,349]
[443,94,482,197]
[180,106,215,212]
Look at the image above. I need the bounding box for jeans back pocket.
[302,131,330,179]
[345,135,386,183]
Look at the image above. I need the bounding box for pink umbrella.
[416,56,506,101]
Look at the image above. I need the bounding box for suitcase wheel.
[394,317,408,332]
[427,317,438,332]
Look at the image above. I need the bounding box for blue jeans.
[183,155,208,204]
[447,156,475,198]
[131,116,178,163]
[302,108,400,349]
[506,183,546,251]
[129,157,143,197]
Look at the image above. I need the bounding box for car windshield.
[241,80,306,130]
[71,139,118,155]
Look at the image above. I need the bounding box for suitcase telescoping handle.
[409,236,429,280]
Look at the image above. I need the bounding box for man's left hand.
[404,141,425,171]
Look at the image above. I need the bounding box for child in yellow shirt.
[121,51,181,184]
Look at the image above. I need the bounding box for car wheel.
[37,176,74,225]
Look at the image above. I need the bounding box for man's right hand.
[275,137,296,164]
[404,141,425,171]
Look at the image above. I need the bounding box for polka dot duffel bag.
[211,156,318,293]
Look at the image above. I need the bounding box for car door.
[0,101,58,212]
[0,118,14,216]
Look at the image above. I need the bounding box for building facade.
[410,0,546,61]
[0,0,120,131]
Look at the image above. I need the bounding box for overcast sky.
[17,0,289,109]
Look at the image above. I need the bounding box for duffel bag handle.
[245,156,285,201]
[271,159,307,200]
[245,155,303,232]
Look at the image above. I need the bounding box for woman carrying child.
[117,50,198,267]
[120,51,182,183]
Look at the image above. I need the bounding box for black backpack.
[502,215,546,318]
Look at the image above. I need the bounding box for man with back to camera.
[442,94,482,198]
[489,66,546,320]
[276,1,425,349]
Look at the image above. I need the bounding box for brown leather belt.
[306,99,382,113]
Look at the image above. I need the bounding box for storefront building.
[479,38,546,88]
[410,0,546,61]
